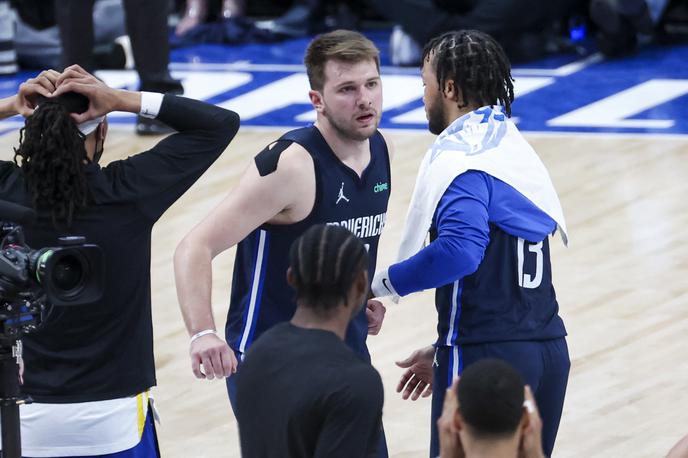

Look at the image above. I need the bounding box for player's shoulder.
[279,141,312,166]
[254,139,312,178]
[452,169,493,189]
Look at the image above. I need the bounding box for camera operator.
[0,66,240,457]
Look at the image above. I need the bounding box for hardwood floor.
[2,126,686,457]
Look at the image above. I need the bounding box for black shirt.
[0,95,240,403]
[235,322,384,458]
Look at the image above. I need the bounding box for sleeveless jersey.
[226,126,391,359]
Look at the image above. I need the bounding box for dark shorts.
[430,338,570,458]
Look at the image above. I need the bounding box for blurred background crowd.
[3,0,687,73]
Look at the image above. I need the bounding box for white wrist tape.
[190,329,217,344]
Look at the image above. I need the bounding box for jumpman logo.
[336,182,350,205]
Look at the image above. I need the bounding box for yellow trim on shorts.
[136,392,148,437]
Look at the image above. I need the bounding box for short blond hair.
[304,29,380,91]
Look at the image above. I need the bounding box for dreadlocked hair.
[13,92,92,228]
[289,224,369,313]
[422,30,515,117]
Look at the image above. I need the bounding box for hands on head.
[519,385,545,458]
[15,65,119,123]
[438,378,464,458]
[14,69,61,117]
[436,376,546,458]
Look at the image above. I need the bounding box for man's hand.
[519,385,545,458]
[396,345,434,400]
[438,378,465,458]
[366,299,386,335]
[190,333,237,380]
[14,69,60,116]
[53,64,140,122]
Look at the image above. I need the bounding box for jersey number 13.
[517,238,543,289]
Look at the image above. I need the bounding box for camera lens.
[35,249,89,300]
[51,254,85,292]
[28,242,102,306]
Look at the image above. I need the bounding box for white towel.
[396,106,568,265]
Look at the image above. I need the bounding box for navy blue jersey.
[389,170,566,347]
[432,224,566,345]
[226,126,391,359]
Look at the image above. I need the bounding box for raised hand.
[14,69,60,116]
[438,378,465,458]
[53,64,141,123]
[519,385,545,458]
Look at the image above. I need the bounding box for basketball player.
[235,225,384,457]
[371,30,570,457]
[174,29,391,456]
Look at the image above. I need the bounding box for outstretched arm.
[373,171,491,299]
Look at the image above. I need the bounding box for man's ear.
[309,90,324,112]
[358,270,369,297]
[286,267,296,288]
[351,269,369,306]
[98,118,109,143]
[454,407,465,432]
[520,406,530,432]
[443,79,459,102]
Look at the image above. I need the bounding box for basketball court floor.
[0,31,686,457]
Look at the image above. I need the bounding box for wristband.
[139,91,164,119]
[190,329,217,344]
[371,267,400,303]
